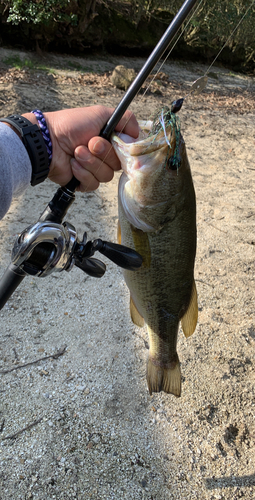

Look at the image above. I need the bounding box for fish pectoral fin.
[181,280,198,338]
[146,356,181,397]
[117,220,121,244]
[130,296,144,327]
[131,225,151,268]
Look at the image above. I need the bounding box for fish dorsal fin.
[181,280,198,338]
[130,296,144,327]
[117,220,121,244]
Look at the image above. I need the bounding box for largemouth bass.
[111,107,198,397]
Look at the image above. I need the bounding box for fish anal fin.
[181,280,198,338]
[146,356,181,397]
[117,220,121,244]
[130,296,144,327]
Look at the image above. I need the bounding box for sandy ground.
[0,47,255,499]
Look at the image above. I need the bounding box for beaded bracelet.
[31,109,52,166]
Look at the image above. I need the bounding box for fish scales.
[112,108,198,397]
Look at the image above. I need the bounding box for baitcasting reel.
[0,182,143,310]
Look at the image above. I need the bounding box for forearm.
[0,122,32,220]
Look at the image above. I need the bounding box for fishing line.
[140,0,204,100]
[178,0,255,107]
[83,0,203,191]
[204,0,255,76]
[83,0,255,192]
[149,0,255,131]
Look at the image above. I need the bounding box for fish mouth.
[112,121,174,178]
[113,122,172,153]
[112,107,182,175]
[113,110,183,231]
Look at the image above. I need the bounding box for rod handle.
[0,264,26,310]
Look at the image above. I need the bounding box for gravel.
[0,47,255,499]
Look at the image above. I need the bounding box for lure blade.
[190,75,208,96]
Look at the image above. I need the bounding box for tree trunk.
[78,0,98,34]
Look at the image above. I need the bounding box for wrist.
[1,113,38,139]
[30,110,53,167]
[22,112,38,126]
[0,114,49,186]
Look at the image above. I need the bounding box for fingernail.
[93,140,105,155]
[76,149,91,162]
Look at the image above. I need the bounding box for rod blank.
[62,0,198,193]
[100,0,198,140]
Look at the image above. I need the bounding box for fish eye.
[166,156,180,171]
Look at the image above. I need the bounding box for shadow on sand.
[205,473,255,489]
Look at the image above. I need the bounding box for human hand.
[23,106,139,191]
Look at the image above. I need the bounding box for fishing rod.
[0,0,198,310]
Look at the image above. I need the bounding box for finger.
[90,105,139,139]
[86,138,121,171]
[74,145,117,180]
[70,158,99,192]
[72,144,116,188]
[115,110,139,138]
[71,155,114,184]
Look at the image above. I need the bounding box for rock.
[110,65,136,90]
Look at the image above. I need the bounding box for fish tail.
[146,356,181,397]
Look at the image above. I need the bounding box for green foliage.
[3,55,32,68]
[1,0,255,70]
[6,0,78,26]
[183,0,255,67]
[125,0,255,68]
[3,54,57,72]
[185,0,254,43]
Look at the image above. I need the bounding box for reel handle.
[75,257,106,278]
[0,264,26,310]
[93,240,143,271]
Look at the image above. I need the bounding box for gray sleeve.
[0,122,32,220]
